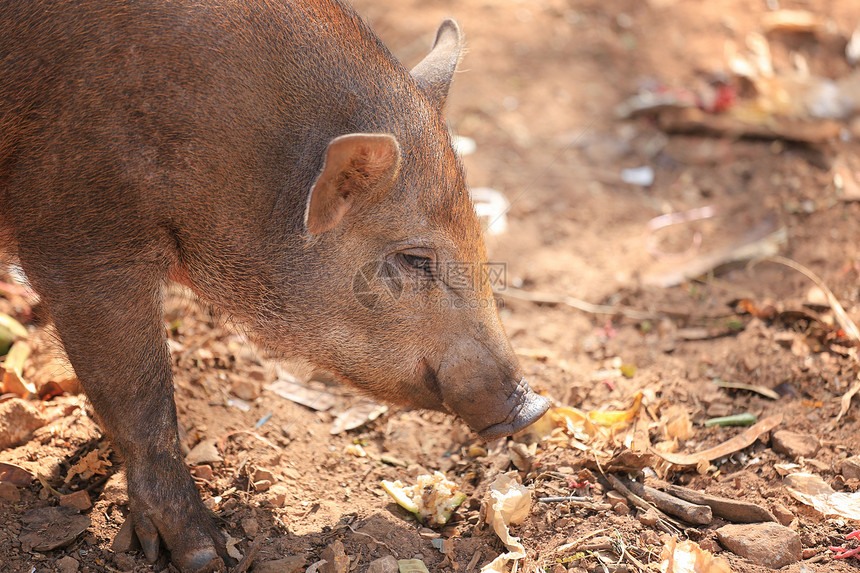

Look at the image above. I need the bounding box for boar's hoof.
[477,384,551,442]
[133,510,228,573]
[182,548,226,573]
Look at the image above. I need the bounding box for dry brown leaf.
[2,340,35,398]
[651,415,782,467]
[660,535,732,572]
[751,256,860,344]
[65,449,112,484]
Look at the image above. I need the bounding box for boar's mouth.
[427,350,551,441]
[474,378,551,441]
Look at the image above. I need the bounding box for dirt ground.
[2,0,860,572]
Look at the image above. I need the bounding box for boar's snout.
[436,339,551,441]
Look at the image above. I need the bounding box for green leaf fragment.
[704,413,758,427]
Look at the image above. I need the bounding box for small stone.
[638,508,660,526]
[192,465,215,481]
[640,530,660,545]
[772,431,820,459]
[508,442,533,472]
[0,482,21,502]
[771,502,794,526]
[253,479,272,492]
[606,491,626,506]
[716,522,801,568]
[265,484,288,508]
[612,502,629,515]
[111,517,140,553]
[801,548,818,559]
[254,468,275,482]
[57,556,80,573]
[319,539,349,573]
[0,398,49,449]
[253,556,305,573]
[60,490,92,511]
[838,455,860,480]
[551,564,566,573]
[467,444,487,457]
[241,517,259,539]
[230,378,261,401]
[100,472,128,505]
[185,438,222,465]
[366,555,398,573]
[113,552,136,572]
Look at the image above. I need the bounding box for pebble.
[113,552,135,572]
[57,556,79,573]
[185,438,223,465]
[241,517,259,539]
[838,455,860,480]
[99,472,128,505]
[716,522,801,568]
[771,502,794,526]
[366,555,398,573]
[60,490,92,511]
[0,398,49,449]
[192,465,215,481]
[640,530,660,545]
[319,540,349,573]
[111,517,139,553]
[638,508,660,526]
[771,431,820,459]
[253,556,305,573]
[0,482,21,503]
[612,502,629,516]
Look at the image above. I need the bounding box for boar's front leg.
[17,253,229,573]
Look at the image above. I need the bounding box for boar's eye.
[396,251,436,277]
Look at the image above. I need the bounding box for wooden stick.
[662,484,776,523]
[621,479,712,525]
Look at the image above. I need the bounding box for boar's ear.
[305,133,401,235]
[410,19,461,111]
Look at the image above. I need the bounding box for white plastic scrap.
[452,134,477,156]
[620,165,655,187]
[481,472,532,573]
[470,187,510,236]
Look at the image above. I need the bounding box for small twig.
[606,474,681,535]
[829,376,860,429]
[231,534,266,573]
[554,529,609,554]
[662,483,776,523]
[499,287,658,321]
[218,430,283,453]
[346,523,398,557]
[750,255,860,343]
[537,496,590,503]
[621,478,712,525]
